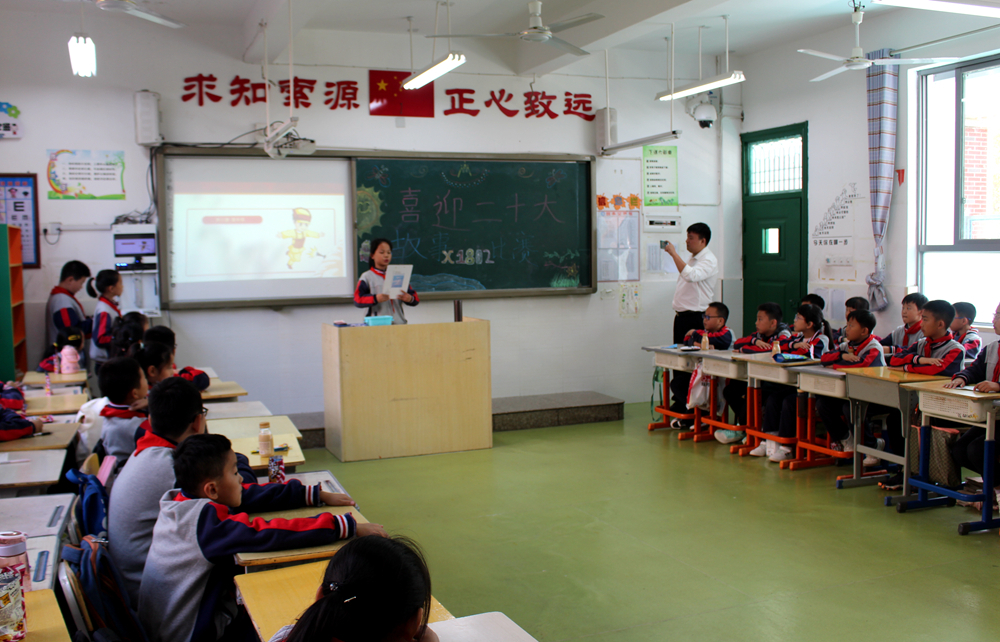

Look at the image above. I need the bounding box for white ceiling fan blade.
[425,33,520,38]
[123,6,185,28]
[872,57,959,65]
[544,36,590,56]
[547,13,604,33]
[810,66,851,82]
[798,49,848,62]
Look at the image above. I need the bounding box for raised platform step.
[492,391,624,432]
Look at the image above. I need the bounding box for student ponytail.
[798,304,832,343]
[111,320,145,359]
[285,536,431,642]
[128,340,173,377]
[87,269,120,299]
[41,328,84,360]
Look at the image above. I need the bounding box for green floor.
[300,403,1000,641]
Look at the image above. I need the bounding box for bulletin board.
[0,174,40,268]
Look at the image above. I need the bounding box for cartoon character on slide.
[276,208,324,269]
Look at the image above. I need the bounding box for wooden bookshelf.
[0,225,27,380]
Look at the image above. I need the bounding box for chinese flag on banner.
[368,70,434,118]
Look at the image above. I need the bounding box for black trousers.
[950,427,1000,476]
[816,396,852,442]
[723,380,747,425]
[767,386,798,438]
[669,310,704,410]
[867,403,905,456]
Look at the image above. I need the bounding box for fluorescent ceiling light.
[68,34,96,77]
[656,70,745,102]
[403,53,466,90]
[602,130,681,156]
[871,0,1000,17]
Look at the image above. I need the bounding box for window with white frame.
[918,54,1000,325]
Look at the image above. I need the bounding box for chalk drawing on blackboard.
[408,166,429,178]
[358,239,371,265]
[410,273,486,292]
[544,249,582,288]
[546,169,566,188]
[356,187,385,235]
[366,164,391,188]
[516,167,534,179]
[441,163,489,188]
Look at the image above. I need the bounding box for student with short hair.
[47,260,92,348]
[87,269,124,369]
[144,325,210,390]
[96,357,148,465]
[715,302,791,444]
[668,302,735,426]
[834,296,870,345]
[270,537,438,642]
[138,434,383,642]
[801,293,825,310]
[951,301,981,361]
[880,292,928,355]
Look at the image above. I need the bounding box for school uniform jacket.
[879,321,923,354]
[889,332,964,376]
[46,287,91,346]
[90,296,121,362]
[353,268,419,325]
[779,332,830,358]
[733,324,791,353]
[684,327,735,351]
[99,404,147,464]
[108,430,178,607]
[177,366,210,391]
[820,335,886,369]
[956,329,982,362]
[953,340,1000,385]
[0,409,34,442]
[138,482,356,642]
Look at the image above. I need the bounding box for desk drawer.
[747,361,798,385]
[702,359,746,379]
[920,393,992,423]
[653,352,697,372]
[799,373,847,398]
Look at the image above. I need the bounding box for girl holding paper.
[354,238,420,325]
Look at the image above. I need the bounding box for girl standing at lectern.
[354,239,419,325]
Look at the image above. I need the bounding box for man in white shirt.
[663,223,719,416]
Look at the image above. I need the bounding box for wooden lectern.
[322,318,493,462]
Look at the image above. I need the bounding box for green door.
[741,123,808,335]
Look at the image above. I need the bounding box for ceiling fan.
[797,7,955,81]
[92,0,185,29]
[426,0,603,56]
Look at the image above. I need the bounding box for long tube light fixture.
[871,0,1000,17]
[403,52,466,89]
[656,70,745,101]
[602,130,681,156]
[68,34,96,77]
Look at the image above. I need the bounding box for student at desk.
[0,407,43,442]
[138,434,382,642]
[951,302,982,361]
[833,297,870,346]
[880,292,927,355]
[944,301,1000,477]
[144,326,211,391]
[721,302,791,427]
[354,238,419,325]
[270,537,438,642]
[96,357,148,466]
[667,302,735,426]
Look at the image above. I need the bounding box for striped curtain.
[865,49,898,311]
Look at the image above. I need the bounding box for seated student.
[96,357,148,465]
[145,325,210,391]
[47,260,91,349]
[880,292,928,355]
[945,301,1000,477]
[37,328,84,373]
[750,304,831,462]
[108,320,146,360]
[801,293,825,311]
[813,310,886,453]
[0,408,43,442]
[138,434,386,642]
[122,311,149,334]
[716,303,791,444]
[123,341,176,422]
[872,300,965,488]
[269,536,438,642]
[667,302,736,427]
[833,296,870,345]
[951,301,981,362]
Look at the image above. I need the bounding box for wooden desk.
[430,612,538,642]
[25,588,71,642]
[697,351,750,444]
[641,345,704,436]
[234,560,453,642]
[0,494,73,538]
[741,352,819,385]
[898,380,1000,534]
[22,371,87,388]
[230,434,305,471]
[323,319,492,462]
[202,379,248,401]
[840,367,945,497]
[209,415,301,440]
[256,471,347,495]
[25,394,88,417]
[0,423,77,453]
[195,366,219,379]
[203,401,272,420]
[235,505,369,570]
[787,365,853,470]
[26,535,58,591]
[0,450,68,497]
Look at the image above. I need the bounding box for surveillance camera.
[693,103,717,129]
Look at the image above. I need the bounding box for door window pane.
[749,137,803,195]
[763,228,780,254]
[960,64,1000,239]
[926,70,956,245]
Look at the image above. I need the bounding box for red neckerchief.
[903,320,923,347]
[992,348,1000,383]
[50,286,84,313]
[99,296,121,316]
[99,403,145,420]
[371,267,386,277]
[849,334,876,352]
[703,326,730,338]
[922,331,954,357]
[957,330,977,344]
[134,430,177,455]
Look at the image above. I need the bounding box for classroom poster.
[0,174,40,268]
[0,103,21,139]
[46,149,126,200]
[597,209,639,282]
[642,146,678,207]
[619,282,641,318]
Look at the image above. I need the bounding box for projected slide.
[165,157,355,304]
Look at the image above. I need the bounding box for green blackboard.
[355,157,593,294]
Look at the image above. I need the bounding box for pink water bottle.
[0,532,31,592]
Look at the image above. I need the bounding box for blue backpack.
[62,536,149,642]
[66,468,109,539]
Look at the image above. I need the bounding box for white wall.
[741,9,1000,334]
[0,9,737,413]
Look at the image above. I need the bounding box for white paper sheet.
[382,264,413,298]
